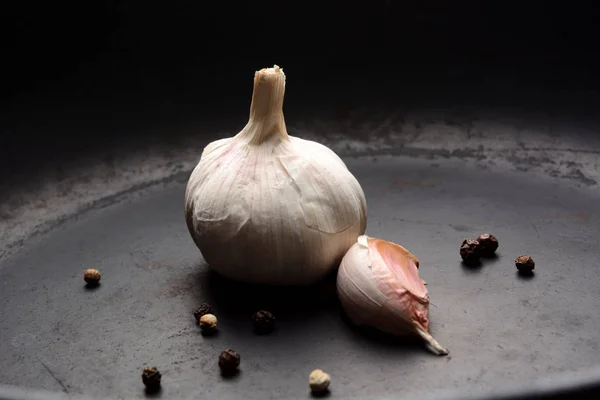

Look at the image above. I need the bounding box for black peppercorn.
[252,310,276,334]
[193,303,212,322]
[218,349,240,375]
[460,239,482,264]
[515,255,535,273]
[141,366,161,392]
[477,233,499,256]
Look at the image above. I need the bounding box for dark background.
[2,1,600,170]
[5,2,600,87]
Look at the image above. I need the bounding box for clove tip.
[416,327,449,356]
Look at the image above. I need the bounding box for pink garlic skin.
[337,236,431,336]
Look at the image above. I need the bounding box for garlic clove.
[337,235,449,356]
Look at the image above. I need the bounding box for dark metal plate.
[2,153,600,399]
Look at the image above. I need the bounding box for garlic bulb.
[185,65,367,285]
[337,235,449,355]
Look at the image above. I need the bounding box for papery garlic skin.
[185,66,367,285]
[337,235,448,355]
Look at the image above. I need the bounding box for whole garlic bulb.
[337,235,448,355]
[185,65,367,285]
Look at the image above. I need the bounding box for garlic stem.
[415,327,449,356]
[244,65,288,145]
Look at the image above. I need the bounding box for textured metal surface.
[3,45,600,398]
[3,103,600,265]
[2,151,600,399]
